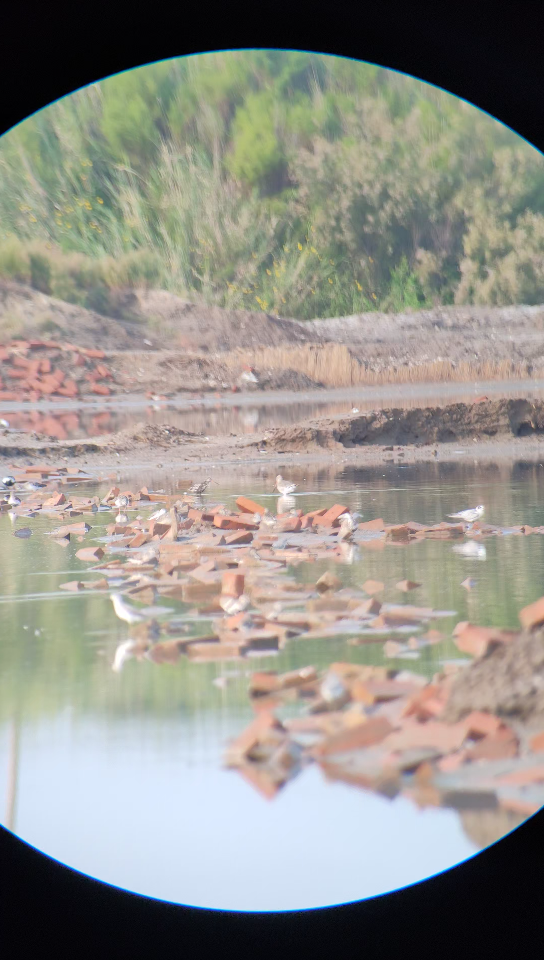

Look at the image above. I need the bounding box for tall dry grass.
[224,343,537,386]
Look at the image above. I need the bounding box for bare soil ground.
[443,627,544,730]
[4,281,544,395]
[3,399,544,474]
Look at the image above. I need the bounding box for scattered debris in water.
[5,459,544,825]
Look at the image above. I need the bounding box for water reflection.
[1,460,544,910]
[4,378,544,440]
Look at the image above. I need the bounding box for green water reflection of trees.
[1,464,544,723]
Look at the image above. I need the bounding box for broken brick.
[221,570,245,597]
[75,546,105,562]
[519,596,544,631]
[236,496,265,516]
[313,504,349,528]
[312,717,394,756]
[362,579,385,595]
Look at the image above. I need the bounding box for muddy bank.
[261,398,544,451]
[443,628,544,729]
[5,282,544,395]
[4,404,544,472]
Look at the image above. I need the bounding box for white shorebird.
[1,475,16,487]
[447,505,484,524]
[148,507,168,522]
[274,475,297,496]
[115,512,129,524]
[114,495,130,509]
[110,592,149,625]
[337,511,363,541]
[24,481,45,491]
[219,594,250,616]
[5,492,21,507]
[452,541,487,560]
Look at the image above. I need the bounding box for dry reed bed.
[224,343,539,388]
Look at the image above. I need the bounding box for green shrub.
[29,252,52,293]
[0,238,30,283]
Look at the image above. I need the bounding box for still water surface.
[1,460,544,911]
[3,378,544,440]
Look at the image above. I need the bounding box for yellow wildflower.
[297,243,302,251]
[65,223,72,229]
[96,197,103,204]
[311,247,317,254]
[372,293,377,299]
[29,215,37,223]
[328,278,333,284]
[266,268,271,275]
[356,281,362,291]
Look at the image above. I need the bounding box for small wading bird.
[219,594,250,616]
[447,505,484,524]
[110,592,148,625]
[5,492,21,507]
[115,512,129,524]
[114,495,130,510]
[260,509,276,529]
[337,511,363,541]
[1,475,16,487]
[148,507,168,522]
[187,478,214,495]
[274,475,297,496]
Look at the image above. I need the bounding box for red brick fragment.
[75,546,105,562]
[312,717,394,756]
[519,596,544,630]
[313,504,349,528]
[529,731,544,753]
[84,348,106,359]
[276,517,302,532]
[358,517,385,531]
[236,496,265,516]
[453,622,519,658]
[222,571,245,597]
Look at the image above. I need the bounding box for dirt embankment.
[4,281,544,395]
[3,398,544,469]
[443,628,544,729]
[260,399,544,452]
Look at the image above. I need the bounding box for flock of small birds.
[1,468,489,670]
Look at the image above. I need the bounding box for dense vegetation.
[1,49,544,320]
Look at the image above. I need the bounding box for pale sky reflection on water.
[0,717,477,913]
